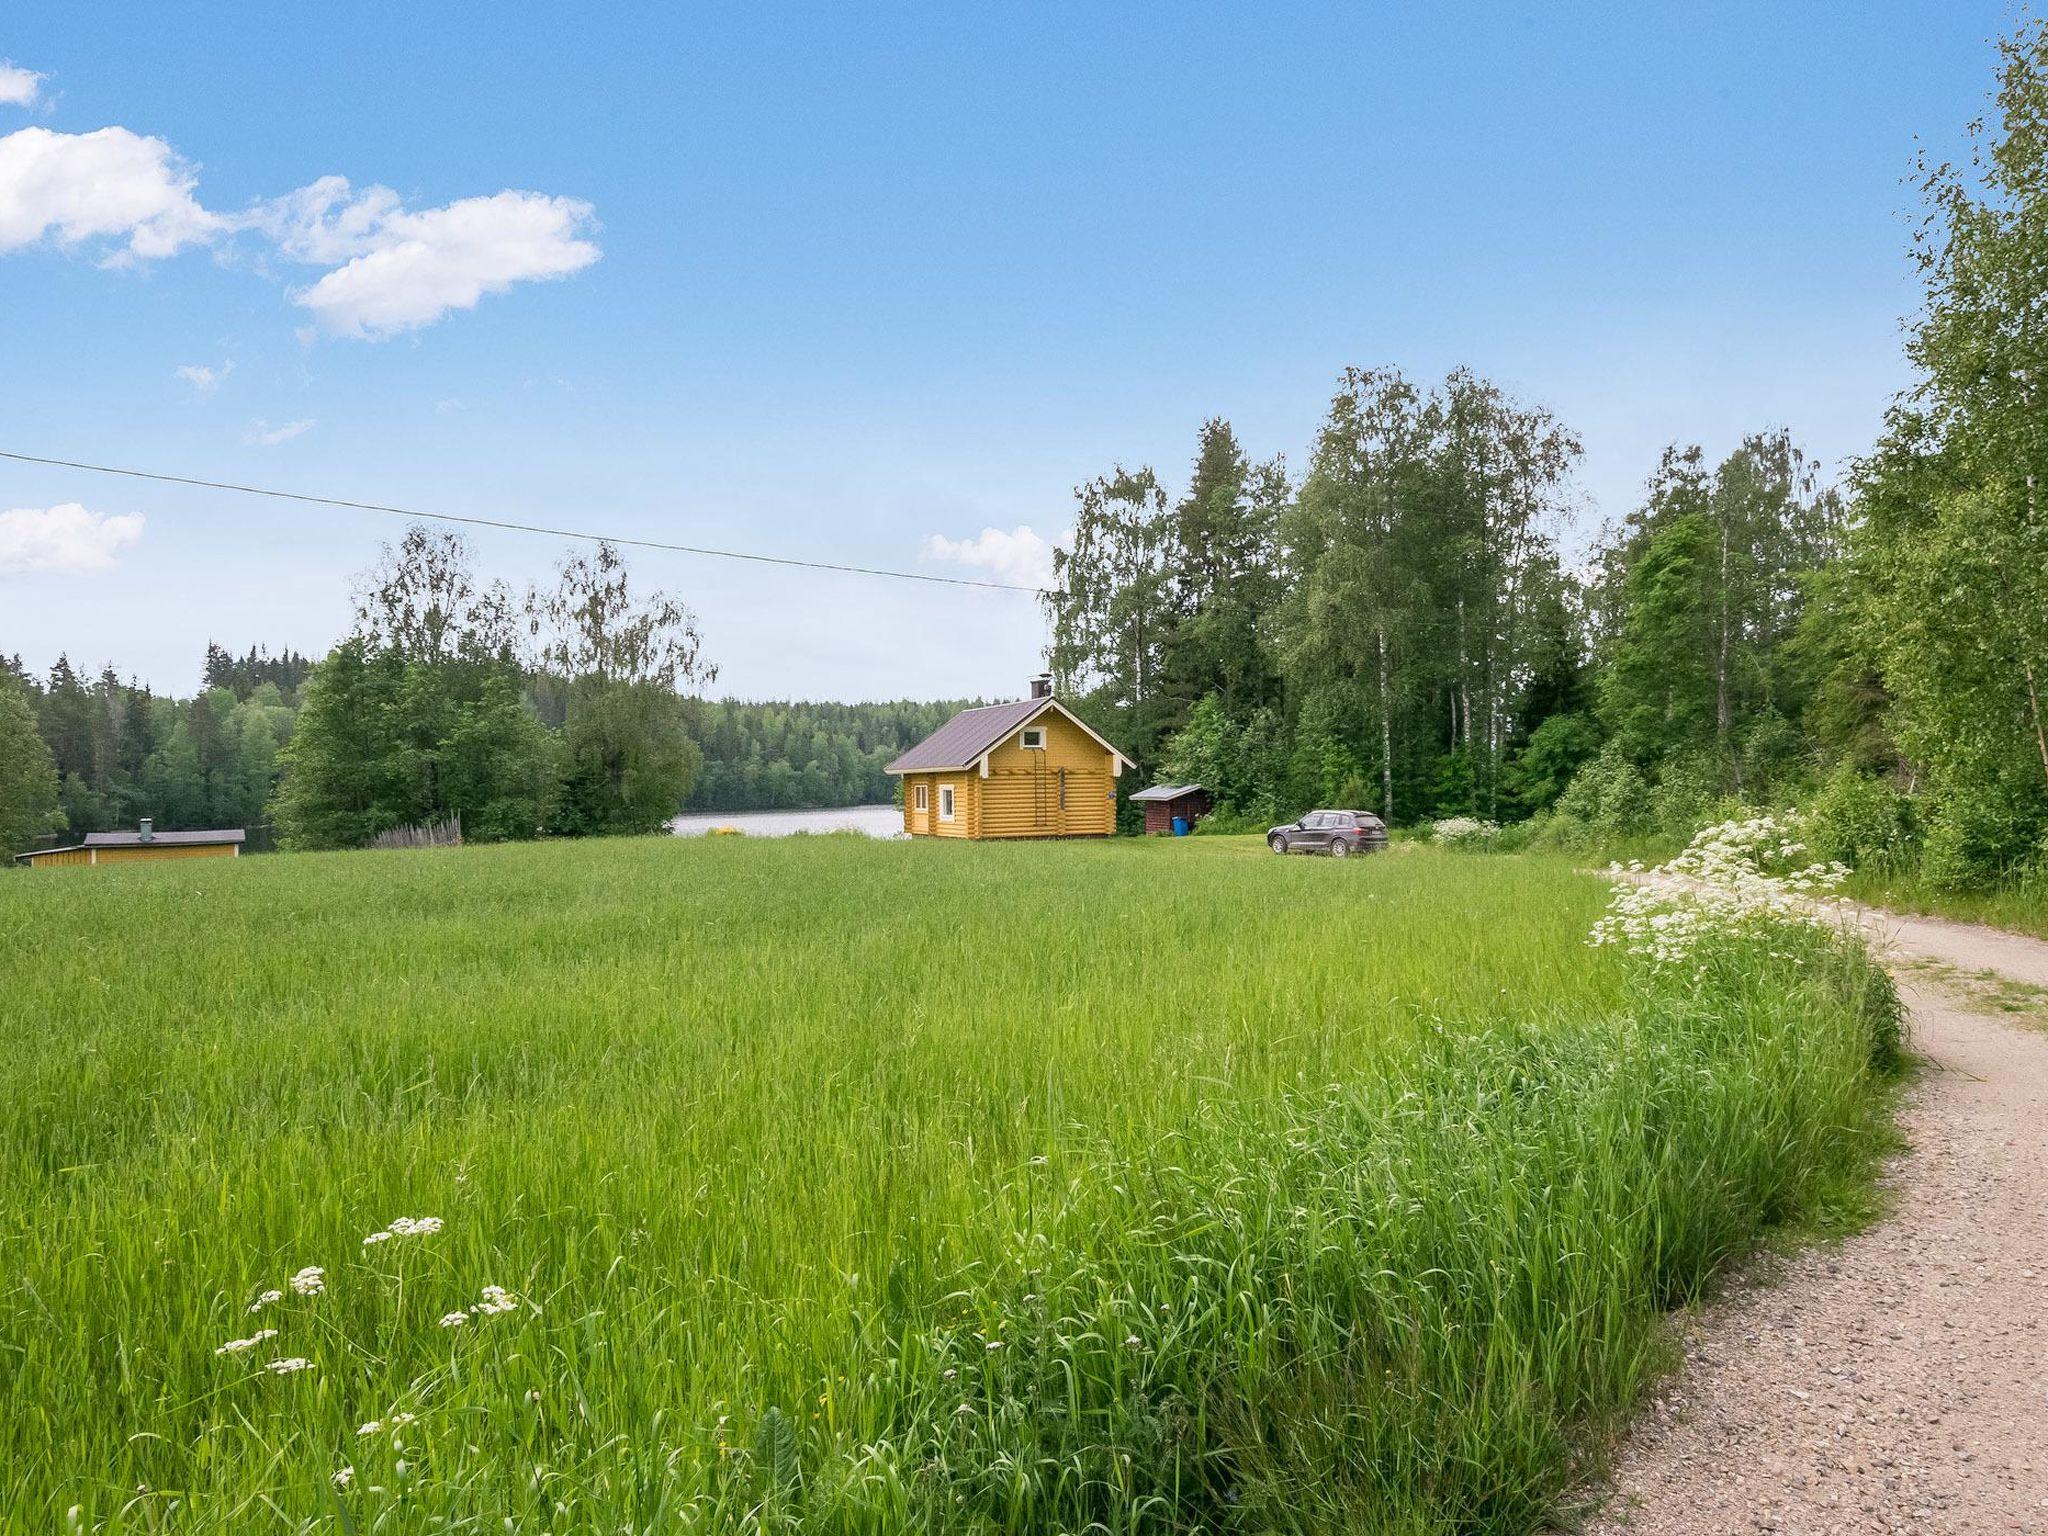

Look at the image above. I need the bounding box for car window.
[1309,812,1333,829]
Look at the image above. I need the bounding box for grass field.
[0,835,1898,1533]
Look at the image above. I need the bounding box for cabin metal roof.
[885,697,1134,774]
[81,829,245,847]
[1128,784,1204,802]
[884,699,1047,772]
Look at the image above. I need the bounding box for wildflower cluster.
[214,1328,277,1356]
[363,1215,443,1245]
[442,1283,523,1327]
[1431,817,1500,847]
[1589,811,1850,972]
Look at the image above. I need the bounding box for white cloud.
[176,359,232,394]
[922,524,1068,589]
[0,62,42,109]
[0,125,220,261]
[267,181,601,338]
[0,132,600,335]
[243,417,314,445]
[0,503,145,574]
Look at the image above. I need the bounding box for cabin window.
[939,785,956,821]
[1020,726,1046,750]
[913,784,928,811]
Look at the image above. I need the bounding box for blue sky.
[0,3,2016,699]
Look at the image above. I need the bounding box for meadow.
[0,835,1898,1533]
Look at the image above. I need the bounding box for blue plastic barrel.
[1172,816,1190,836]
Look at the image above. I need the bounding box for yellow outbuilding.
[887,679,1134,839]
[16,819,245,868]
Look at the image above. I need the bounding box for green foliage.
[0,669,61,858]
[1552,741,1655,838]
[1506,711,1601,814]
[0,838,1894,1531]
[1846,18,2048,886]
[546,681,701,836]
[440,672,552,841]
[1808,765,1919,872]
[271,642,409,851]
[1919,777,2047,891]
[689,699,972,812]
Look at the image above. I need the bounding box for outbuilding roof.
[886,696,1135,775]
[83,829,245,847]
[1128,784,1204,802]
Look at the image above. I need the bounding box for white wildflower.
[214,1328,278,1355]
[389,1411,416,1428]
[362,1230,392,1246]
[265,1356,314,1374]
[1431,816,1500,847]
[357,1421,382,1436]
[247,1289,283,1313]
[333,1466,353,1488]
[290,1266,325,1296]
[474,1285,518,1316]
[1589,812,1851,971]
[983,1339,1003,1351]
[439,1312,470,1328]
[387,1216,443,1238]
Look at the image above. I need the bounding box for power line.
[0,448,1051,595]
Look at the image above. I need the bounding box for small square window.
[1020,727,1046,750]
[913,784,928,811]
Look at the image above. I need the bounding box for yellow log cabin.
[887,680,1134,839]
[15,819,245,868]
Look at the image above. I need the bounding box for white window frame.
[913,783,928,812]
[938,784,956,821]
[1019,726,1047,750]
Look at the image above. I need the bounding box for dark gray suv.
[1267,810,1389,858]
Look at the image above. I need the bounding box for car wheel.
[1330,838,1352,858]
[1269,834,1289,855]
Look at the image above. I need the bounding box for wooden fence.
[369,816,464,851]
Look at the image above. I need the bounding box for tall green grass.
[0,836,1896,1532]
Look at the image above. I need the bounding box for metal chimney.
[1030,674,1053,699]
[139,817,154,843]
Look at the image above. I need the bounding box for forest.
[1039,28,2048,895]
[5,25,2048,894]
[0,531,963,851]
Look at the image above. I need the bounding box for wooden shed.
[1129,784,1212,835]
[16,819,245,868]
[887,679,1134,839]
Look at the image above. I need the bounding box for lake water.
[668,804,903,839]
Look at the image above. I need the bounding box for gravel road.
[1583,907,2048,1534]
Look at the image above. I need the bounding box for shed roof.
[1129,784,1204,803]
[82,828,245,847]
[886,696,1134,774]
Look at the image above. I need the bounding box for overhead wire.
[0,448,1051,595]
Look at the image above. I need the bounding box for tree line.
[687,700,972,813]
[1043,19,2048,890]
[0,535,961,855]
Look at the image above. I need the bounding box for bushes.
[1430,816,1501,848]
[1807,765,1918,873]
